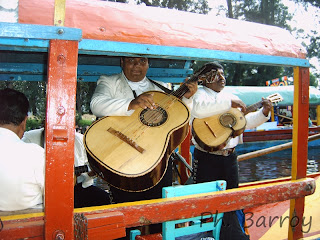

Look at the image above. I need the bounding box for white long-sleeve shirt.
[191,86,270,151]
[22,128,94,188]
[0,128,45,211]
[90,72,193,117]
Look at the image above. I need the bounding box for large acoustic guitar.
[192,93,283,152]
[83,70,207,192]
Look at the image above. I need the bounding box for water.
[238,146,320,183]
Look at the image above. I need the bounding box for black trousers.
[74,184,111,208]
[111,158,173,239]
[193,149,249,240]
[193,148,239,189]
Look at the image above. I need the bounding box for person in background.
[190,62,272,240]
[308,115,315,127]
[22,127,112,208]
[0,88,45,211]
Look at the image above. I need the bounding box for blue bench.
[130,180,226,240]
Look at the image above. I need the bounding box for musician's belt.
[211,148,235,156]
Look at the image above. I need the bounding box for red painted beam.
[78,178,315,228]
[0,212,126,240]
[86,212,126,239]
[289,67,310,240]
[0,218,44,240]
[45,39,78,240]
[0,178,315,239]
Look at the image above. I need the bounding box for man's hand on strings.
[231,99,246,113]
[183,81,198,99]
[128,92,156,110]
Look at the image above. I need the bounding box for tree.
[290,0,319,83]
[221,0,302,87]
[0,80,47,123]
[293,0,320,8]
[136,0,211,14]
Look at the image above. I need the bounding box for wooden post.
[288,67,309,240]
[317,105,320,126]
[54,0,66,26]
[45,39,78,240]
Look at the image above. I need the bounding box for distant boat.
[237,125,320,154]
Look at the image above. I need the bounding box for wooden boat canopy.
[0,0,309,84]
[18,0,306,59]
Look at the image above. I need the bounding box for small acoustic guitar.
[83,69,209,192]
[192,93,283,152]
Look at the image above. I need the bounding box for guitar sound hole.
[140,106,168,127]
[219,113,236,128]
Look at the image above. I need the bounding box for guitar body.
[192,93,283,152]
[84,91,190,192]
[192,108,246,152]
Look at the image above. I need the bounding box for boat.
[0,0,318,239]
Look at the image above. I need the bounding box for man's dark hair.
[0,88,29,126]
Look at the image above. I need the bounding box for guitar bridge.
[107,127,145,153]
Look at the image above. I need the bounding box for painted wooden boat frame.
[0,1,316,239]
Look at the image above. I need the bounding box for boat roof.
[18,0,306,60]
[0,0,310,83]
[224,86,320,106]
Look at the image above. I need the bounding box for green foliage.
[0,81,47,117]
[137,0,211,14]
[76,81,96,115]
[77,119,93,128]
[310,72,318,87]
[305,30,320,60]
[26,118,43,131]
[293,0,320,8]
[232,0,293,29]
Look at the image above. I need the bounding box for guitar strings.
[106,81,191,150]
[127,82,190,136]
[129,82,191,138]
[120,93,179,141]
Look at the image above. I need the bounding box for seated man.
[90,57,198,237]
[22,127,112,208]
[0,88,45,211]
[90,56,198,204]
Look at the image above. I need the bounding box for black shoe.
[220,211,250,240]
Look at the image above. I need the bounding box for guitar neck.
[171,63,222,99]
[244,101,263,115]
[171,74,198,99]
[243,93,283,115]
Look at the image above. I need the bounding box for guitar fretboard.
[171,75,197,99]
[171,63,215,99]
[244,102,263,115]
[243,93,283,115]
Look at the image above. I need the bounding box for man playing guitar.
[190,62,272,240]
